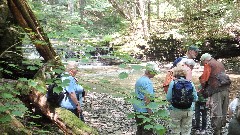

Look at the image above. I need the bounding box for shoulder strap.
[172,80,177,96]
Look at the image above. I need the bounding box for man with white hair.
[199,53,230,135]
[60,61,85,122]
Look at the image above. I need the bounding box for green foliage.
[167,0,240,42]
[118,72,128,79]
[127,94,169,135]
[30,0,127,41]
[0,83,28,124]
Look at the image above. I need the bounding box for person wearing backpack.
[60,61,85,122]
[200,53,231,135]
[228,93,240,135]
[162,45,200,93]
[166,65,198,135]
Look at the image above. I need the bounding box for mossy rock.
[56,108,98,135]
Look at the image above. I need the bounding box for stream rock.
[83,92,136,135]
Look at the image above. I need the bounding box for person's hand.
[147,108,152,115]
[76,104,82,113]
[206,97,211,108]
[198,88,204,93]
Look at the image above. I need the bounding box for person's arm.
[66,77,82,113]
[191,82,198,102]
[144,95,152,114]
[144,82,154,114]
[69,92,81,112]
[166,81,174,102]
[200,63,211,88]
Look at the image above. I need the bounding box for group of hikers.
[46,45,239,135]
[133,45,239,135]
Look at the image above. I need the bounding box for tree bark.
[147,0,150,30]
[7,0,58,62]
[0,102,32,135]
[68,0,74,15]
[79,0,86,21]
[6,0,98,134]
[18,62,97,134]
[156,0,159,19]
[138,0,148,38]
[108,0,131,20]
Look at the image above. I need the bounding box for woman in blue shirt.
[166,65,198,135]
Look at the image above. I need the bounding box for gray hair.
[66,61,78,72]
[184,59,196,67]
[200,53,212,61]
[173,65,187,77]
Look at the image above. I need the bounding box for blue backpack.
[171,79,194,109]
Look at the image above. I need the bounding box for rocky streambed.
[83,92,136,135]
[82,92,229,135]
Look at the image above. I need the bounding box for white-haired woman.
[60,61,85,122]
[177,58,196,81]
[166,65,198,135]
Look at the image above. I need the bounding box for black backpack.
[46,74,67,106]
[171,79,194,109]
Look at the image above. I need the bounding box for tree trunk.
[108,0,131,20]
[20,62,97,134]
[79,0,86,21]
[68,0,74,15]
[7,0,58,62]
[0,109,32,135]
[157,0,159,19]
[147,0,150,30]
[138,0,148,38]
[6,0,98,134]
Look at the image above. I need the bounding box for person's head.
[200,53,212,65]
[184,59,196,70]
[66,61,78,77]
[173,65,187,78]
[145,63,159,78]
[186,45,200,59]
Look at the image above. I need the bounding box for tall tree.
[7,0,57,62]
[138,0,148,38]
[79,0,86,21]
[6,0,97,134]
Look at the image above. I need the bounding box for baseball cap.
[188,45,200,52]
[171,57,183,69]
